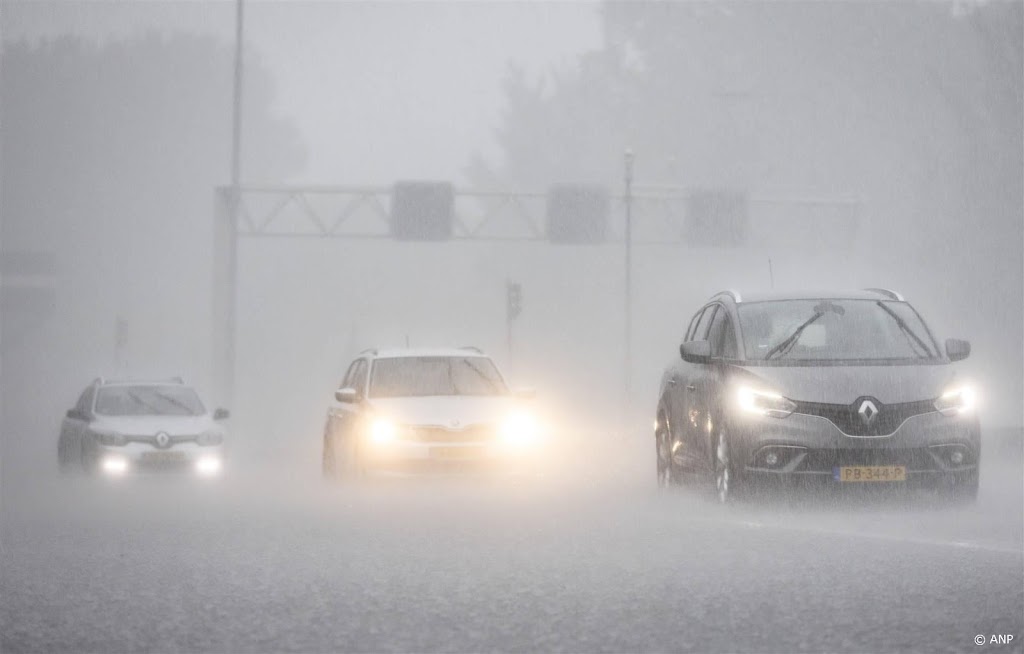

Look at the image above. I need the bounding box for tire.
[655,410,683,488]
[655,411,671,488]
[321,436,337,480]
[58,437,73,474]
[713,431,745,504]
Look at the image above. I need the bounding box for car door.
[61,385,95,467]
[328,359,361,440]
[328,358,369,461]
[669,304,717,471]
[691,304,740,471]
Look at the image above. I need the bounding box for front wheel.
[714,431,745,504]
[655,411,682,488]
[58,436,75,474]
[321,436,337,480]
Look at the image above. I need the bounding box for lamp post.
[624,149,635,413]
[225,0,244,407]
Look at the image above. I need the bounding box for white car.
[58,378,229,478]
[321,347,544,478]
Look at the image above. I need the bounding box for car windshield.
[94,385,206,416]
[368,356,508,398]
[737,299,940,362]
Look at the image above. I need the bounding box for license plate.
[833,465,906,482]
[141,451,186,464]
[432,447,482,460]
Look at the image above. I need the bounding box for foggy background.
[2,1,1021,473]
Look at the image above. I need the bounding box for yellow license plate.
[834,465,906,482]
[432,447,481,460]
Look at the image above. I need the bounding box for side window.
[684,310,703,342]
[350,360,369,395]
[692,305,717,342]
[707,306,738,358]
[75,386,95,414]
[340,360,359,390]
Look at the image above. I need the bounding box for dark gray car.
[655,289,979,503]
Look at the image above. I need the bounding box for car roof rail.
[459,345,484,353]
[711,289,742,303]
[863,287,905,301]
[359,348,378,356]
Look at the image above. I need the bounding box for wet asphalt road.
[2,437,1022,654]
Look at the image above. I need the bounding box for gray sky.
[4,0,603,185]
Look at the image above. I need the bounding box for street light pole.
[624,149,635,413]
[226,0,244,407]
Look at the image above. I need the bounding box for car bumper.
[360,440,543,474]
[94,443,225,477]
[731,410,980,490]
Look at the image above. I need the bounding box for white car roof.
[370,347,491,360]
[97,377,187,387]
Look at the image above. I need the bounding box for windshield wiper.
[876,301,932,358]
[455,358,502,395]
[125,391,163,415]
[152,390,199,415]
[764,311,824,360]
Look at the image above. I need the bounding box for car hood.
[91,415,218,436]
[365,396,518,427]
[735,363,963,405]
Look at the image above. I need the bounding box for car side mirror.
[945,338,971,362]
[66,409,80,420]
[213,407,231,421]
[513,387,536,400]
[334,387,359,403]
[680,340,711,363]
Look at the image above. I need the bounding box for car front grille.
[793,399,936,436]
[124,434,198,446]
[403,426,494,443]
[798,447,939,472]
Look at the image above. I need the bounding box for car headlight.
[369,418,398,444]
[500,411,541,447]
[195,455,222,476]
[736,386,796,418]
[101,454,128,475]
[197,431,224,446]
[934,386,976,417]
[96,431,126,446]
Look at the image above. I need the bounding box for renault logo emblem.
[155,431,171,448]
[858,400,879,425]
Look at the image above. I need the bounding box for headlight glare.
[737,386,796,418]
[500,412,541,447]
[101,455,128,475]
[369,418,398,444]
[935,386,976,417]
[195,455,222,476]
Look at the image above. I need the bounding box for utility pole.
[506,280,522,364]
[226,0,245,406]
[623,149,635,412]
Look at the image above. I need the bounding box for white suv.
[321,348,542,478]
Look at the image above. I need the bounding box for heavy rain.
[1,2,1022,653]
